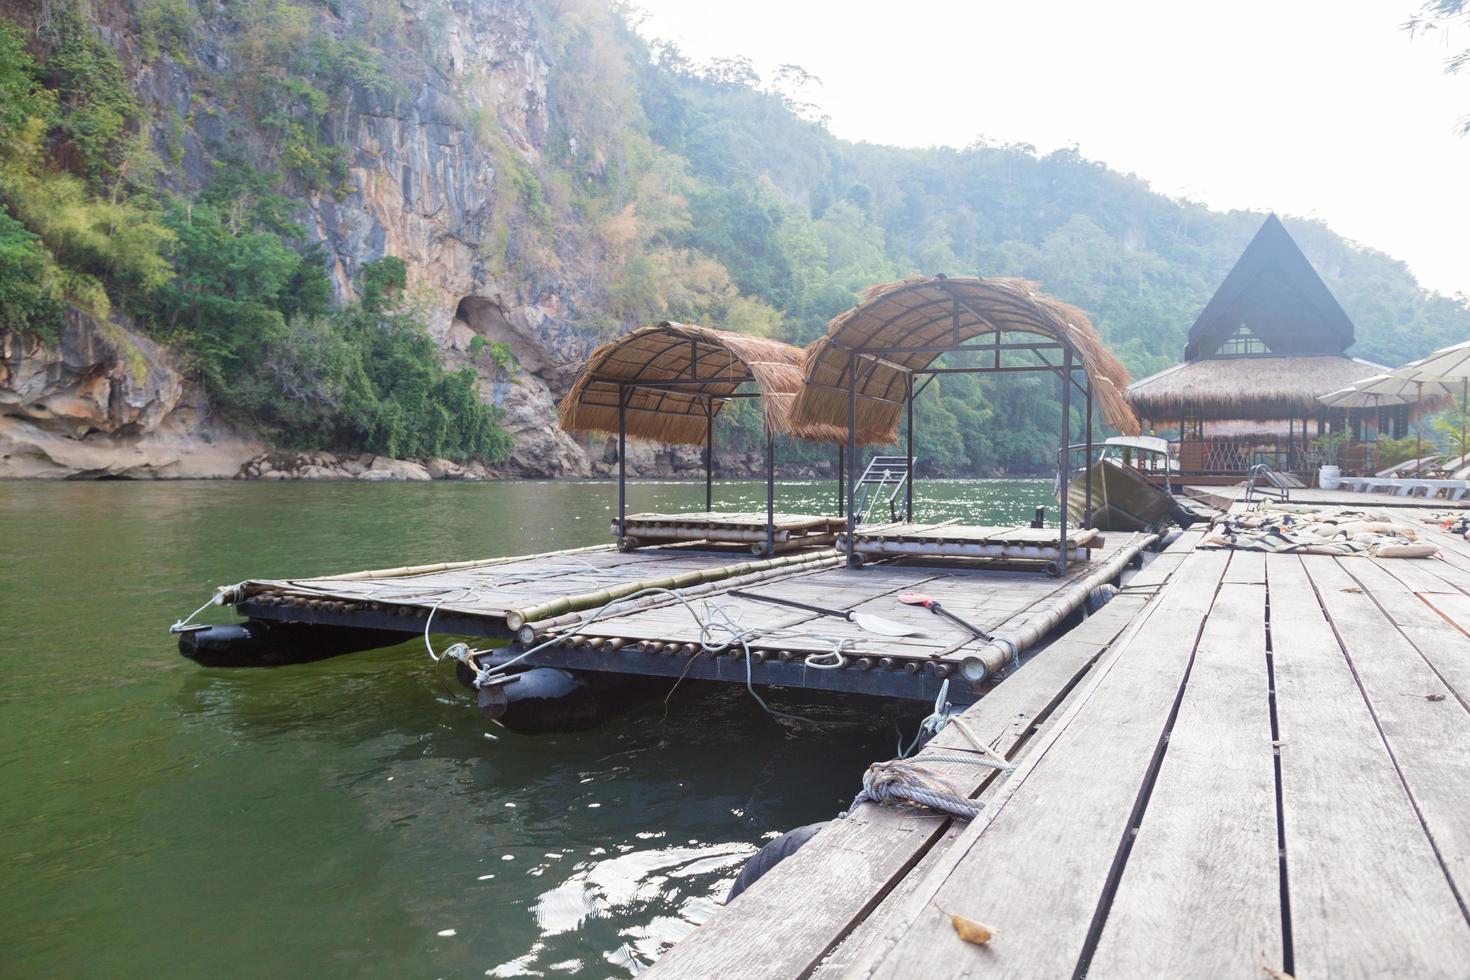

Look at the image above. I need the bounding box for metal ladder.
[1244,463,1290,503]
[853,455,912,523]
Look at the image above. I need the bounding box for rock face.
[0,0,780,481]
[0,312,263,479]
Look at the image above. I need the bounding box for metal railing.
[853,455,912,524]
[1244,463,1290,502]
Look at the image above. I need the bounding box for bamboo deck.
[230,532,1157,704]
[616,511,844,551]
[842,522,1101,564]
[646,499,1470,977]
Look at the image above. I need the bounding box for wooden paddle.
[898,592,993,641]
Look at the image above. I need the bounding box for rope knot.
[848,759,982,822]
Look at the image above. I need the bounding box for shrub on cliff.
[0,212,67,340]
[242,290,513,464]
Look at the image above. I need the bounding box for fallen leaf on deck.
[949,913,994,945]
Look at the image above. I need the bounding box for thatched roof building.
[1127,353,1387,421]
[790,275,1139,443]
[558,321,834,445]
[1128,215,1386,424]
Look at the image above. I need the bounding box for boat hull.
[1067,459,1179,532]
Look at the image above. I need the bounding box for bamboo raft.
[647,497,1470,977]
[841,522,1103,567]
[615,511,844,553]
[222,531,1157,703]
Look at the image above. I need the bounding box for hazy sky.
[632,0,1469,297]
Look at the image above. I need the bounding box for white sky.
[631,0,1470,298]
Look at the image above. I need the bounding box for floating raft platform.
[646,497,1470,977]
[221,530,1158,704]
[616,511,844,553]
[842,522,1101,567]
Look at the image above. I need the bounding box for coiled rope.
[847,759,983,822]
[851,679,1014,822]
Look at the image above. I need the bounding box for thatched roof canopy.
[789,276,1139,444]
[558,322,828,446]
[1127,354,1389,421]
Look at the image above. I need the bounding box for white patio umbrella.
[1387,342,1470,474]
[1319,373,1457,475]
[1318,376,1422,409]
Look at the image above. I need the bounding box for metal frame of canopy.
[604,374,846,557]
[562,322,841,558]
[835,334,1097,575]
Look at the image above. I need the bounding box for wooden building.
[1126,215,1389,481]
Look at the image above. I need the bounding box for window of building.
[1217,324,1269,355]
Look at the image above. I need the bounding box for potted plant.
[1316,431,1349,489]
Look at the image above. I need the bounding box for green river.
[0,478,1051,978]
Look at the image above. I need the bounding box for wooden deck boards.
[650,507,1470,977]
[1186,483,1470,510]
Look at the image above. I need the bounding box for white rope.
[451,585,859,723]
[169,583,245,634]
[897,678,1014,772]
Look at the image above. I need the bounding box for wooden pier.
[646,499,1470,977]
[225,530,1158,705]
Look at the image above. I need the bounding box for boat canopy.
[1103,435,1171,456]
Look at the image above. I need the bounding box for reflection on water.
[0,478,1049,977]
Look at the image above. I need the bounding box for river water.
[0,478,1050,977]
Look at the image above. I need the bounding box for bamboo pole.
[504,550,837,630]
[246,542,617,594]
[515,553,845,643]
[961,532,1155,681]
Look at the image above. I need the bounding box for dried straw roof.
[1127,354,1391,421]
[558,322,840,446]
[789,276,1138,444]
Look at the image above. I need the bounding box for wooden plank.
[1220,548,1266,584]
[1267,555,1470,975]
[641,591,1157,980]
[1299,556,1470,896]
[1339,559,1470,708]
[1087,582,1280,978]
[846,550,1233,979]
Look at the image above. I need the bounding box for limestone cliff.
[0,312,262,478]
[0,0,610,479]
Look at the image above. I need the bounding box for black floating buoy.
[727,822,829,902]
[476,666,666,734]
[178,619,408,667]
[478,667,601,733]
[1086,583,1119,614]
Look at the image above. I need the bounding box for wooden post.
[837,443,845,517]
[1058,348,1072,574]
[1084,378,1095,527]
[704,398,714,513]
[905,373,914,521]
[847,353,859,566]
[765,424,776,557]
[617,386,627,540]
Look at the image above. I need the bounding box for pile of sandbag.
[1202,505,1440,558]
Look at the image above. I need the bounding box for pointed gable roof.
[1184,214,1355,360]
